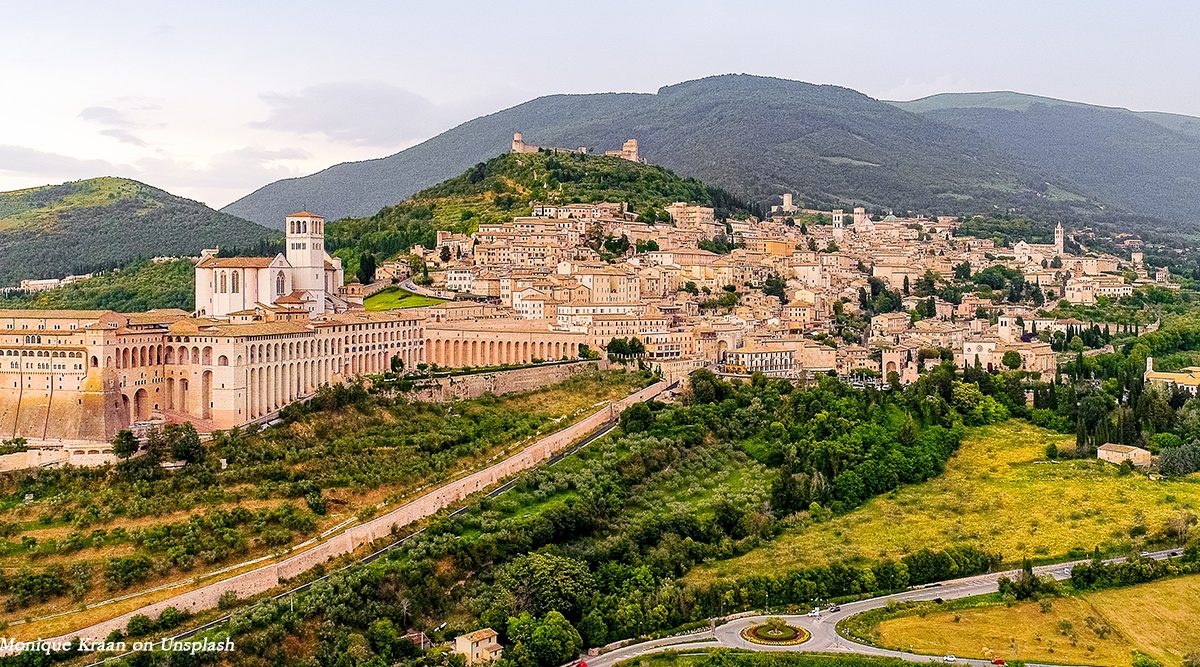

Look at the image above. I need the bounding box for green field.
[688,420,1200,585]
[616,650,919,667]
[865,575,1200,667]
[364,286,445,310]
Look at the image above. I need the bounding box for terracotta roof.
[274,290,312,304]
[459,629,498,642]
[288,211,322,218]
[1098,443,1148,454]
[197,256,277,268]
[208,322,312,337]
[0,309,111,320]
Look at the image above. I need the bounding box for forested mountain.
[223,74,1111,229]
[0,177,276,285]
[326,149,753,276]
[892,91,1200,226]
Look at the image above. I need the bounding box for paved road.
[400,278,456,300]
[582,548,1181,667]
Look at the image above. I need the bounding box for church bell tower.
[285,212,327,314]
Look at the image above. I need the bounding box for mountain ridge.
[892,90,1200,139]
[224,74,1119,229]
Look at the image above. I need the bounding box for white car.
[942,656,957,663]
[806,607,821,617]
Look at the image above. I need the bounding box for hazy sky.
[2,0,1197,208]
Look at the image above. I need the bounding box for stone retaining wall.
[409,360,608,402]
[53,380,667,642]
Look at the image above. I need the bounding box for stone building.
[195,212,346,318]
[0,306,423,445]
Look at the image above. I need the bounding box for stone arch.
[133,388,150,422]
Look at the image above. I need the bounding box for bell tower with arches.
[285,212,327,314]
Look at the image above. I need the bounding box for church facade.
[195,212,347,318]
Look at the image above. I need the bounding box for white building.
[195,212,346,318]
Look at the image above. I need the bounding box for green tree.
[577,609,608,648]
[619,402,653,434]
[111,430,139,459]
[762,274,787,301]
[357,251,378,284]
[167,423,204,464]
[367,618,401,661]
[496,553,594,619]
[528,612,582,667]
[1002,350,1023,370]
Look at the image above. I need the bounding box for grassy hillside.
[0,177,276,285]
[687,420,1200,586]
[363,286,445,310]
[0,258,196,312]
[223,74,1109,229]
[325,149,750,268]
[866,576,1200,666]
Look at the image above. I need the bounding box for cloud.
[134,146,310,191]
[0,143,310,208]
[251,81,456,148]
[79,101,162,146]
[0,145,128,181]
[79,105,138,127]
[100,128,148,147]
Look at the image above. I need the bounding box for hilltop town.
[0,134,1178,464]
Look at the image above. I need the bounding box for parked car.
[827,605,842,612]
[942,655,957,663]
[991,659,1007,665]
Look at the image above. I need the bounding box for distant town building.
[604,138,640,162]
[454,628,503,665]
[1097,443,1151,468]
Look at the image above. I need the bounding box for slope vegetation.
[0,177,275,285]
[325,149,751,271]
[0,259,196,312]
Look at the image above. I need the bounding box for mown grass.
[870,574,1200,666]
[363,287,445,310]
[688,420,1200,585]
[615,649,922,667]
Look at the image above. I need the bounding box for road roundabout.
[739,618,810,646]
[577,548,1181,667]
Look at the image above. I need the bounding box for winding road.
[582,549,1180,667]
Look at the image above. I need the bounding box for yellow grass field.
[873,575,1200,666]
[688,421,1200,585]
